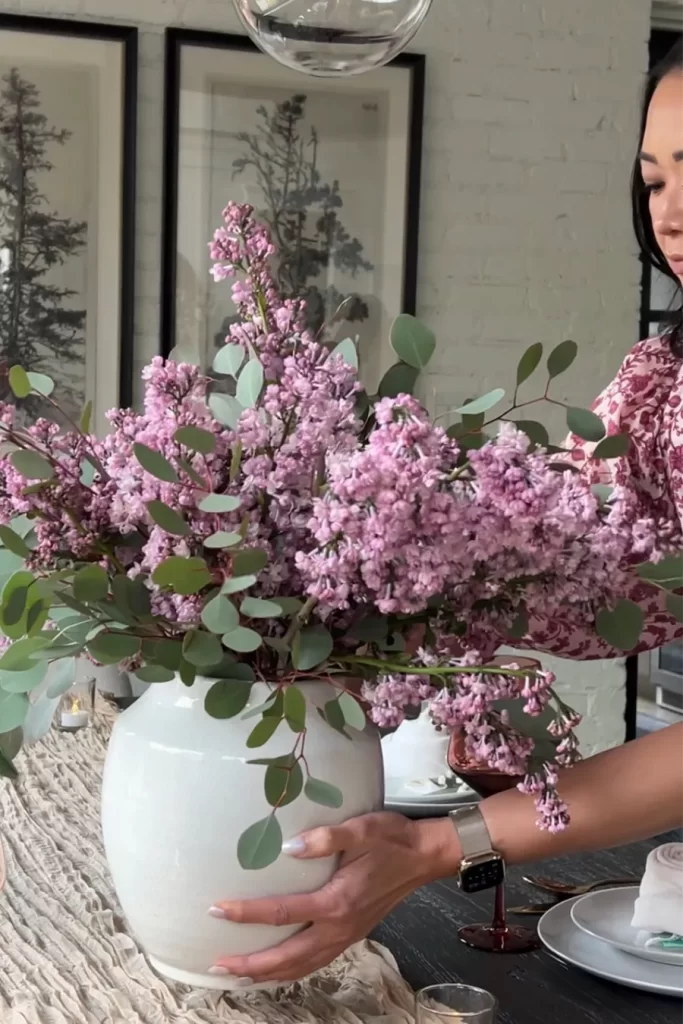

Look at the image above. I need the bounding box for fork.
[523,874,638,898]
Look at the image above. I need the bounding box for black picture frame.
[161,28,424,385]
[0,13,137,418]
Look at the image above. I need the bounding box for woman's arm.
[429,722,683,875]
[209,725,683,984]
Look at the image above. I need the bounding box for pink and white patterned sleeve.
[520,336,683,660]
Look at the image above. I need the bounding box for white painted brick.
[6,0,654,751]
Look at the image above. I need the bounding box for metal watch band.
[448,804,496,859]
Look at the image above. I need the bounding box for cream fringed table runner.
[0,713,416,1024]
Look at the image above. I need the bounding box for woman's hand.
[209,812,458,984]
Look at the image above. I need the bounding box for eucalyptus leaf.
[592,433,631,460]
[230,441,243,483]
[208,392,243,430]
[80,459,96,486]
[236,357,264,409]
[0,661,47,694]
[516,342,543,387]
[338,691,366,732]
[240,596,284,619]
[592,484,614,507]
[198,493,241,514]
[595,599,645,652]
[204,678,254,719]
[237,815,282,870]
[0,636,49,671]
[201,595,239,635]
[182,630,223,668]
[242,692,280,721]
[636,554,683,585]
[378,363,420,399]
[26,372,54,397]
[45,658,77,699]
[390,314,436,370]
[133,443,180,484]
[179,659,196,687]
[177,458,207,488]
[305,777,343,809]
[135,665,177,683]
[547,339,578,378]
[507,608,530,641]
[204,531,241,549]
[112,575,151,620]
[221,626,262,653]
[330,337,358,370]
[9,365,31,399]
[274,597,304,615]
[566,407,606,443]
[0,525,31,558]
[221,574,257,595]
[73,564,109,603]
[666,594,683,622]
[152,556,212,595]
[87,632,140,665]
[232,549,268,576]
[284,685,306,733]
[80,400,93,433]
[265,759,303,808]
[11,450,53,481]
[0,691,29,732]
[146,500,189,537]
[246,714,281,748]
[320,698,350,739]
[174,425,217,455]
[457,389,505,416]
[213,343,245,377]
[2,583,28,628]
[515,420,550,449]
[292,625,333,671]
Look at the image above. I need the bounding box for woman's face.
[640,68,683,282]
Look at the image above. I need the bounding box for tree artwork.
[229,93,374,337]
[0,68,86,413]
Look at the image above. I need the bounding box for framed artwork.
[162,29,424,392]
[0,15,137,434]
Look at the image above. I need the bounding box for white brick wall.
[1,0,656,753]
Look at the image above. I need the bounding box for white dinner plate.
[384,789,478,818]
[538,897,683,998]
[571,886,683,967]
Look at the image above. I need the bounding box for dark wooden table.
[374,832,682,1024]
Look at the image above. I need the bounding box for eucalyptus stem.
[336,655,541,680]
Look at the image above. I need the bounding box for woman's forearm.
[423,724,683,878]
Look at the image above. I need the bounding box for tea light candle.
[60,708,89,729]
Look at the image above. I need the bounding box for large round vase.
[101,676,383,989]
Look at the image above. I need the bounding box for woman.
[208,41,683,984]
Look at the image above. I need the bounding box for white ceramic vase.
[101,676,383,989]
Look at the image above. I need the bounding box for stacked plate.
[538,886,683,998]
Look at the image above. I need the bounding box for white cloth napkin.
[631,843,683,937]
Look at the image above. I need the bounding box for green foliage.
[198,493,241,514]
[390,314,436,369]
[330,337,358,370]
[208,392,242,429]
[457,389,505,416]
[213,343,245,377]
[133,443,180,484]
[595,599,645,652]
[292,625,333,671]
[236,357,264,408]
[592,434,631,460]
[174,426,217,455]
[305,777,343,809]
[237,815,282,870]
[547,340,578,378]
[11,450,53,481]
[205,678,254,719]
[9,365,31,399]
[566,407,606,443]
[146,501,189,537]
[516,343,543,387]
[378,363,420,399]
[152,556,212,595]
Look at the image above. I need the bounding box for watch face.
[459,857,506,894]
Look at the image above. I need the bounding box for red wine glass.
[447,657,541,954]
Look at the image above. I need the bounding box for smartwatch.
[448,805,506,893]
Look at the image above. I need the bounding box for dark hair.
[631,36,683,356]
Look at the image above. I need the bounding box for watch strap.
[448,804,496,859]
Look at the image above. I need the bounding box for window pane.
[658,643,683,676]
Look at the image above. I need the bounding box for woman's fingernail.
[208,905,228,919]
[235,977,254,988]
[208,965,232,976]
[282,837,306,856]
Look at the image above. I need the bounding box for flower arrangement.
[0,204,679,869]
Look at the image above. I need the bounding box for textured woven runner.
[0,710,416,1023]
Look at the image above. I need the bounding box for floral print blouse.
[526,334,683,659]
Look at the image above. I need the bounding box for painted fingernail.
[282,837,306,856]
[208,905,229,919]
[208,965,232,976]
[234,977,254,988]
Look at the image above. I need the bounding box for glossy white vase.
[101,676,383,990]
